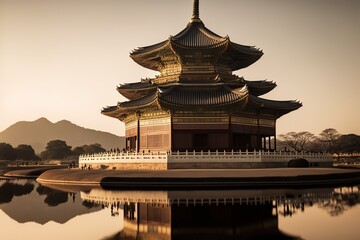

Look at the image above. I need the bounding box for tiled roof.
[159,85,248,106]
[171,21,227,47]
[120,92,157,108]
[244,80,277,96]
[249,95,302,110]
[230,42,262,54]
[131,40,168,55]
[117,81,153,90]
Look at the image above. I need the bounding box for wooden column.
[274,121,277,151]
[137,113,140,153]
[269,136,271,150]
[170,112,173,152]
[263,137,266,150]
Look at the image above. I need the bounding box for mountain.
[0,118,125,153]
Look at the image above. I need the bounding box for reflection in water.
[318,187,359,216]
[277,186,360,217]
[82,186,360,240]
[0,179,103,225]
[0,179,359,240]
[0,180,34,204]
[36,185,69,206]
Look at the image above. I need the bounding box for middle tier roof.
[117,77,277,100]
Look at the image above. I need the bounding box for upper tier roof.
[172,21,226,47]
[130,19,263,72]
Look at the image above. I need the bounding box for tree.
[41,140,73,160]
[0,143,16,160]
[336,134,360,155]
[278,131,315,152]
[72,143,106,156]
[72,146,85,156]
[82,143,106,154]
[15,144,38,160]
[318,128,341,154]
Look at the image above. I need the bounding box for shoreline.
[36,168,360,189]
[3,166,360,189]
[0,165,67,179]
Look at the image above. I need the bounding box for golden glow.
[0,0,359,136]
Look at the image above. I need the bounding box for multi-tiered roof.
[102,0,301,120]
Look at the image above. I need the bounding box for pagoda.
[102,0,301,153]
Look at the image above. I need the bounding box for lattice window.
[163,134,170,147]
[147,135,163,148]
[140,136,147,148]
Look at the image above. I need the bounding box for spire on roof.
[191,0,201,22]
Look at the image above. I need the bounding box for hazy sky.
[1,0,359,136]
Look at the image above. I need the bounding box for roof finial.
[192,0,200,20]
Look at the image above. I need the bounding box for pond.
[0,179,359,240]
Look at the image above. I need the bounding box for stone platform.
[36,168,360,188]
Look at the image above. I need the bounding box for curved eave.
[244,80,277,96]
[130,40,171,71]
[248,95,302,118]
[227,41,263,70]
[117,82,157,100]
[130,39,169,56]
[101,93,160,120]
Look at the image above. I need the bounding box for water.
[0,179,359,240]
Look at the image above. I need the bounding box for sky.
[1,0,360,137]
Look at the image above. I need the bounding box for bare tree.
[318,128,341,154]
[278,131,315,152]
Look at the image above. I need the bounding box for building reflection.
[100,200,297,240]
[82,187,359,240]
[1,178,359,237]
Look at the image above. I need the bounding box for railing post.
[216,149,218,155]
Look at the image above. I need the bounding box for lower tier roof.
[102,85,301,120]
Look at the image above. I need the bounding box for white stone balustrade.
[79,150,332,166]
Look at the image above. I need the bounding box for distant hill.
[0,118,125,153]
